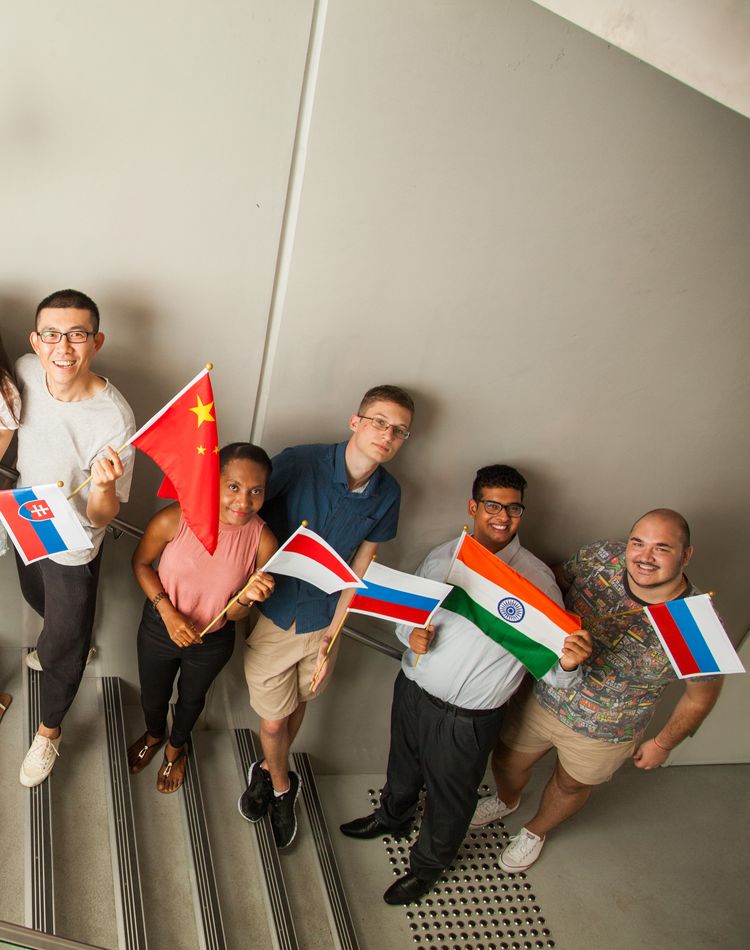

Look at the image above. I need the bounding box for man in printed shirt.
[479,508,723,873]
[340,464,592,906]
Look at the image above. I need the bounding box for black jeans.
[376,671,505,880]
[16,547,103,729]
[136,600,235,748]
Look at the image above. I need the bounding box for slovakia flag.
[0,484,93,565]
[260,524,363,595]
[349,561,452,627]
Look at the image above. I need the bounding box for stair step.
[233,729,299,950]
[0,646,24,926]
[291,752,360,950]
[98,676,148,949]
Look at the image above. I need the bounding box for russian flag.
[348,561,452,627]
[260,524,364,595]
[0,484,93,565]
[644,594,745,679]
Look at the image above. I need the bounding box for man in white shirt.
[340,465,592,905]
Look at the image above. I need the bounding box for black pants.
[16,547,103,729]
[137,600,235,749]
[375,671,505,880]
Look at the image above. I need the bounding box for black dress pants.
[16,547,103,729]
[376,671,505,880]
[137,600,235,749]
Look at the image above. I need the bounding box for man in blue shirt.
[239,385,414,848]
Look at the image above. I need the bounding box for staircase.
[0,649,364,949]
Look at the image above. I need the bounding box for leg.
[15,552,45,619]
[36,549,102,733]
[410,703,504,880]
[286,700,307,748]
[169,622,235,748]
[259,714,293,793]
[494,740,549,809]
[376,672,424,829]
[525,760,593,837]
[136,601,181,743]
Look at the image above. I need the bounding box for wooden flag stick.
[309,550,375,691]
[309,609,349,692]
[197,580,254,639]
[414,524,468,667]
[588,591,716,625]
[66,443,129,500]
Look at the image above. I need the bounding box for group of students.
[0,288,725,910]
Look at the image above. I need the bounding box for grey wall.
[1,0,748,771]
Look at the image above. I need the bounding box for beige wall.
[1,0,748,768]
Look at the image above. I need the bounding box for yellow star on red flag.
[189,395,215,428]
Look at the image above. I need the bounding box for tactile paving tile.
[367,785,556,950]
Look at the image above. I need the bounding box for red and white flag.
[260,525,364,595]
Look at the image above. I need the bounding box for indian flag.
[444,533,580,679]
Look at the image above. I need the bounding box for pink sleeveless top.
[157,513,265,631]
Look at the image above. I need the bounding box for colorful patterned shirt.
[534,540,703,743]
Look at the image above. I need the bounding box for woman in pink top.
[127,443,277,793]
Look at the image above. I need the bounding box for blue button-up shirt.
[258,441,401,633]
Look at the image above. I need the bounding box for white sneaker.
[498,827,545,873]
[470,794,520,828]
[25,646,97,672]
[20,732,61,787]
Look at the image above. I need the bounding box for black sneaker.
[270,771,301,849]
[238,761,273,823]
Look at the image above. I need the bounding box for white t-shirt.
[15,353,135,565]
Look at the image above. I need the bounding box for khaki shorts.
[244,614,340,721]
[500,690,637,786]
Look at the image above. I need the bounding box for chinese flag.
[130,368,219,553]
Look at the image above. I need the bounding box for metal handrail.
[0,919,105,950]
[0,462,402,660]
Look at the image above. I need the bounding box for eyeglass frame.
[473,498,526,517]
[35,329,96,345]
[357,414,411,440]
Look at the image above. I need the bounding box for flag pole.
[588,591,716,625]
[414,525,468,668]
[66,363,215,500]
[199,517,310,639]
[309,551,375,691]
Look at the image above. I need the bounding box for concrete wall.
[1,0,748,771]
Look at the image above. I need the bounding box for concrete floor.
[320,757,749,950]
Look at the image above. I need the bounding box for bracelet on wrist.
[152,591,168,611]
[652,735,673,753]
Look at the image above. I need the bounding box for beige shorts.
[243,613,340,721]
[500,690,637,786]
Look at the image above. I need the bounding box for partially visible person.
[484,509,723,874]
[0,330,21,721]
[128,443,277,792]
[240,385,414,849]
[15,290,135,786]
[340,465,592,905]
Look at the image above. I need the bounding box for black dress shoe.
[339,813,411,839]
[383,871,439,905]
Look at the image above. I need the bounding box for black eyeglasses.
[475,499,525,517]
[358,415,411,440]
[37,329,95,344]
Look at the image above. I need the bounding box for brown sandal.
[156,743,189,794]
[127,732,165,774]
[0,693,11,725]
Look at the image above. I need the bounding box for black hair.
[0,332,18,425]
[472,464,527,501]
[218,442,272,478]
[35,289,100,333]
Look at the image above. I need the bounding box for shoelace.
[29,737,60,766]
[509,831,540,858]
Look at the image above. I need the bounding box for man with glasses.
[15,289,134,786]
[339,464,592,905]
[480,508,723,874]
[239,384,413,849]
